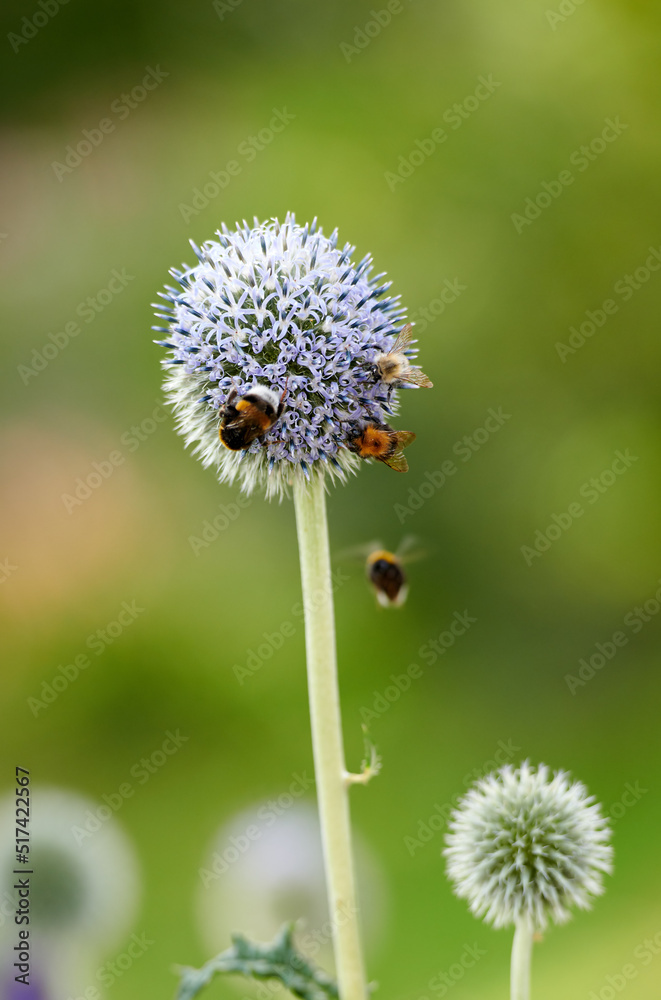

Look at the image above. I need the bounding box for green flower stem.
[510,920,533,1000]
[293,476,367,1000]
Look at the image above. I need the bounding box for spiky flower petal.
[154,214,421,499]
[444,762,613,929]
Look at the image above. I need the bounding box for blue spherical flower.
[154,214,424,498]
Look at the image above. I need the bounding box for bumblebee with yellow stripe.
[367,549,409,607]
[336,535,425,607]
[219,383,288,451]
[346,419,416,472]
[373,324,433,389]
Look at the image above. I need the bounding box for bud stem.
[510,920,533,1000]
[293,476,367,1000]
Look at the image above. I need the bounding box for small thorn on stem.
[344,733,382,787]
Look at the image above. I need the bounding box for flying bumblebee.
[219,383,287,451]
[336,536,425,608]
[373,324,433,389]
[366,536,427,607]
[367,549,409,608]
[346,420,416,472]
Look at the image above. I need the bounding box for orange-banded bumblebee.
[374,324,433,389]
[367,549,409,608]
[219,383,287,451]
[346,420,416,472]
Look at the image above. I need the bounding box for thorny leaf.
[175,923,339,1000]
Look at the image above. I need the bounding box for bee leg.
[276,377,290,419]
[224,383,238,407]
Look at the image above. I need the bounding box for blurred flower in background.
[0,788,141,1000]
[196,801,388,977]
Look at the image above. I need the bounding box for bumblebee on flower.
[154,213,432,498]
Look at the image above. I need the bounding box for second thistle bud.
[444,761,613,930]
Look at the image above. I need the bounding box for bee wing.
[399,546,427,564]
[401,367,433,388]
[335,539,384,562]
[395,430,416,449]
[380,430,416,472]
[397,534,420,555]
[396,535,427,564]
[222,414,248,431]
[381,449,409,473]
[389,323,416,354]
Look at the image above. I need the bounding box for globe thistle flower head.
[0,787,140,1000]
[154,214,424,499]
[0,787,140,944]
[444,762,613,930]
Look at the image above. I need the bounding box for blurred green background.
[1,0,661,997]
